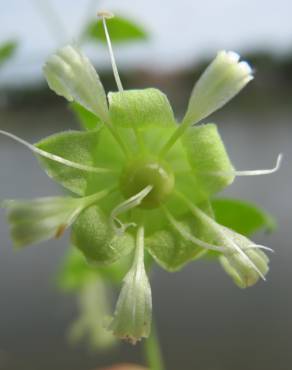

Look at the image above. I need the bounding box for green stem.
[159,120,189,159]
[144,322,165,370]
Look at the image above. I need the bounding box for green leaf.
[36,130,100,195]
[84,16,147,44]
[70,102,102,131]
[72,205,135,265]
[182,123,235,197]
[145,213,209,271]
[212,198,276,236]
[109,88,176,129]
[0,41,17,67]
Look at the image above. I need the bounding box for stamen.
[163,207,227,252]
[0,130,111,174]
[98,11,124,92]
[246,245,274,253]
[110,185,153,235]
[207,153,283,177]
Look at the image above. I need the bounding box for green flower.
[0,13,281,344]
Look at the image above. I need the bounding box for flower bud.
[109,226,152,344]
[220,230,269,288]
[3,196,85,247]
[183,50,253,125]
[43,45,109,122]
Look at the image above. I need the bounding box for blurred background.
[0,1,291,369]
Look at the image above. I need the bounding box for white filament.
[110,185,153,235]
[207,153,283,177]
[99,13,124,92]
[0,130,110,173]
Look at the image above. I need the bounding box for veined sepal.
[108,88,176,129]
[182,123,235,196]
[72,205,135,265]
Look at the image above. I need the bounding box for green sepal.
[212,198,276,236]
[108,88,176,129]
[36,129,100,195]
[70,102,102,131]
[145,212,210,271]
[72,205,135,265]
[182,123,234,196]
[84,16,147,44]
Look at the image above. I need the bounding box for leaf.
[36,130,100,195]
[109,88,176,129]
[182,123,234,197]
[84,16,147,44]
[70,102,102,131]
[72,205,135,265]
[212,198,276,236]
[0,41,17,67]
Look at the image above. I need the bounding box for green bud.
[183,50,253,125]
[43,45,109,122]
[3,196,84,247]
[219,228,269,288]
[109,226,152,344]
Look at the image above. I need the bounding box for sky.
[0,0,292,86]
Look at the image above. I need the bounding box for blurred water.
[0,101,291,370]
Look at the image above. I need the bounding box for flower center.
[120,158,175,209]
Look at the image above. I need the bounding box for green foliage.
[109,89,176,129]
[37,130,100,195]
[84,16,147,44]
[212,198,276,236]
[0,41,17,67]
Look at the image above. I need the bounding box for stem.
[144,322,165,370]
[159,120,189,159]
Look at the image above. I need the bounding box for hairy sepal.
[108,88,176,129]
[145,212,212,271]
[36,130,100,195]
[182,124,234,196]
[72,205,135,265]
